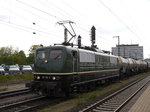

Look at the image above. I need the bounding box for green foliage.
[27,45,42,64]
[0,45,42,65]
[29,45,41,54]
[11,50,27,65]
[0,46,27,65]
[26,53,34,64]
[0,46,14,57]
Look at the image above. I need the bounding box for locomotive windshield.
[37,51,46,59]
[35,47,66,73]
[50,50,62,60]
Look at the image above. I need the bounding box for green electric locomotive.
[27,45,120,96]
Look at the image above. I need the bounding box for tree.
[0,46,27,65]
[12,50,27,65]
[0,45,43,65]
[0,46,14,57]
[28,45,42,54]
[0,46,15,64]
[27,45,42,64]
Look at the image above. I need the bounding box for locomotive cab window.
[37,51,46,59]
[50,50,62,59]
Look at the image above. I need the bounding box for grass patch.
[73,72,150,107]
[73,82,122,107]
[0,73,34,83]
[0,88,8,92]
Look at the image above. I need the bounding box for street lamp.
[113,36,120,56]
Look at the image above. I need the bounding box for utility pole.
[113,36,120,56]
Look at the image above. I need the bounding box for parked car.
[9,65,21,74]
[21,65,33,74]
[3,65,9,75]
[0,66,5,75]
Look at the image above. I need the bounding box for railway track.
[0,89,66,112]
[0,95,65,112]
[0,95,46,112]
[0,88,44,112]
[0,88,30,98]
[79,75,150,112]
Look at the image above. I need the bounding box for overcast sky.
[0,0,150,58]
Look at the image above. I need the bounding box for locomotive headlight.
[44,60,48,63]
[52,76,56,80]
[52,76,60,80]
[37,76,40,80]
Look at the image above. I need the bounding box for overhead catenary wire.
[1,0,61,35]
[119,0,147,41]
[60,0,91,22]
[57,0,124,45]
[0,20,33,34]
[98,0,143,42]
[10,0,91,36]
[16,0,63,20]
[43,0,92,29]
[0,20,62,39]
[43,0,93,29]
[36,0,70,20]
[3,0,54,22]
[6,0,54,22]
[1,0,63,36]
[4,0,102,39]
[41,0,74,20]
[1,0,82,43]
[1,0,139,48]
[0,21,62,43]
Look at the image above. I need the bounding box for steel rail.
[114,78,150,112]
[0,96,46,111]
[0,88,30,98]
[14,98,65,112]
[79,75,150,112]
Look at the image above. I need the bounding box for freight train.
[26,24,150,97]
[26,45,150,96]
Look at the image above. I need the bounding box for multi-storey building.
[111,44,143,60]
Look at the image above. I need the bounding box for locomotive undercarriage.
[26,81,67,97]
[71,74,119,93]
[26,69,121,97]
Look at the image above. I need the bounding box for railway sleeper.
[106,98,121,103]
[93,109,113,112]
[102,103,119,107]
[98,105,118,109]
[94,107,114,111]
[103,101,120,105]
[111,95,128,101]
[104,101,121,106]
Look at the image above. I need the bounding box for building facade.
[112,44,143,60]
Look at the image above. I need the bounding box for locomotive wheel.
[87,82,96,91]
